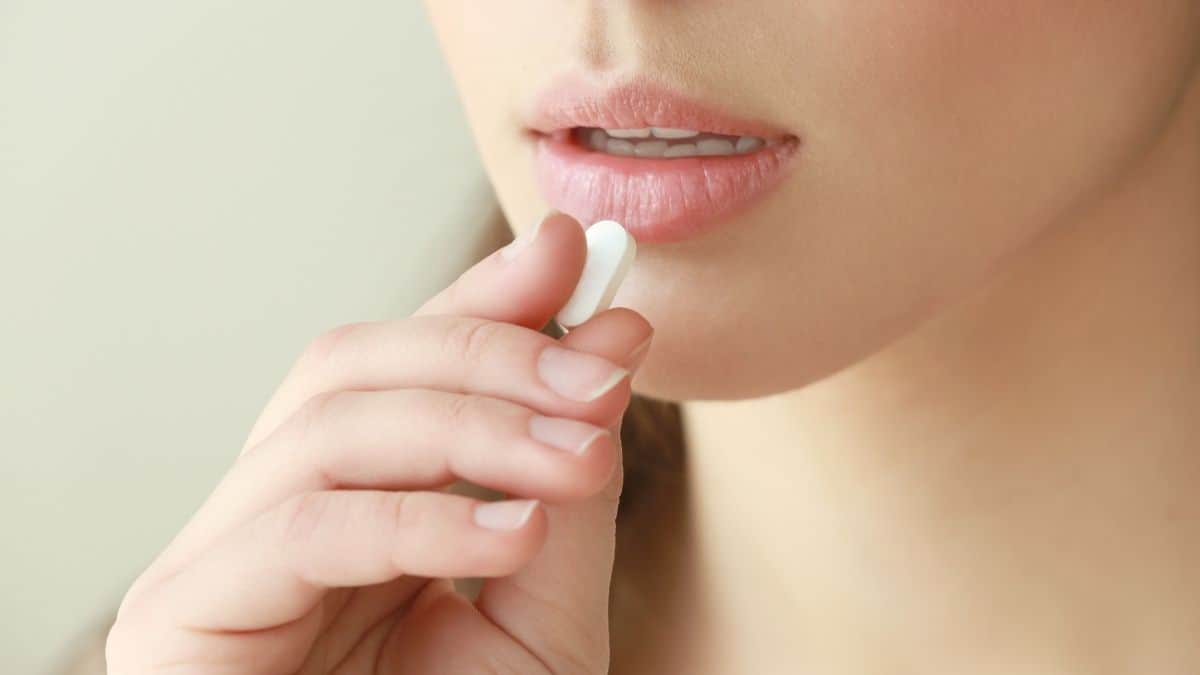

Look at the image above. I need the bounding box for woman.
[105,2,1200,673]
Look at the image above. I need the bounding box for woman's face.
[423,2,1200,400]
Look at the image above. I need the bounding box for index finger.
[239,211,585,454]
[415,211,587,329]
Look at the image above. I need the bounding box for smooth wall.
[0,3,491,671]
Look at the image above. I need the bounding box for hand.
[107,212,653,674]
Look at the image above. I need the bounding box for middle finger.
[199,389,619,547]
[250,314,634,452]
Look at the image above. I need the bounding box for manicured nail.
[627,336,653,370]
[474,499,539,531]
[529,415,609,455]
[537,346,629,402]
[499,217,544,261]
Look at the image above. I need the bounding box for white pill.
[555,220,637,328]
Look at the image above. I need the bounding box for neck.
[678,88,1200,673]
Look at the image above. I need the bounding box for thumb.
[474,307,652,674]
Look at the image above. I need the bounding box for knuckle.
[115,571,154,615]
[291,389,345,445]
[275,492,333,550]
[109,570,166,633]
[441,392,492,430]
[106,603,169,672]
[443,318,507,368]
[384,491,421,535]
[300,321,372,371]
[104,620,138,671]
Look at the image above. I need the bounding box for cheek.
[798,1,1200,308]
[633,2,1200,400]
[818,1,1197,224]
[425,1,1198,401]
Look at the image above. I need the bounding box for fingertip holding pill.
[556,220,637,328]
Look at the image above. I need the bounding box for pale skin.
[107,214,655,673]
[671,84,1200,673]
[112,2,1200,673]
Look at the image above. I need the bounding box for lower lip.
[532,133,799,244]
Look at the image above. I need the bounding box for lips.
[526,77,800,243]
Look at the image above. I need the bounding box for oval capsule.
[555,220,637,328]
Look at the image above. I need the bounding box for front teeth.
[607,128,652,139]
[697,138,735,155]
[633,140,668,157]
[650,127,699,139]
[663,143,698,158]
[579,127,769,158]
[603,127,698,139]
[606,139,636,156]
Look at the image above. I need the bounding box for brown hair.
[610,394,687,666]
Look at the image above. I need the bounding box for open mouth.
[527,77,800,244]
[570,126,782,158]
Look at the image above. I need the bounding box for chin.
[616,236,982,403]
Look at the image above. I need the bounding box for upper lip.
[525,74,794,140]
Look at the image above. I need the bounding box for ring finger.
[160,388,618,569]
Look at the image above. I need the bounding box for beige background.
[0,2,492,672]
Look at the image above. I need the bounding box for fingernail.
[529,415,609,456]
[537,346,629,402]
[627,336,653,370]
[474,499,539,531]
[499,217,544,261]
